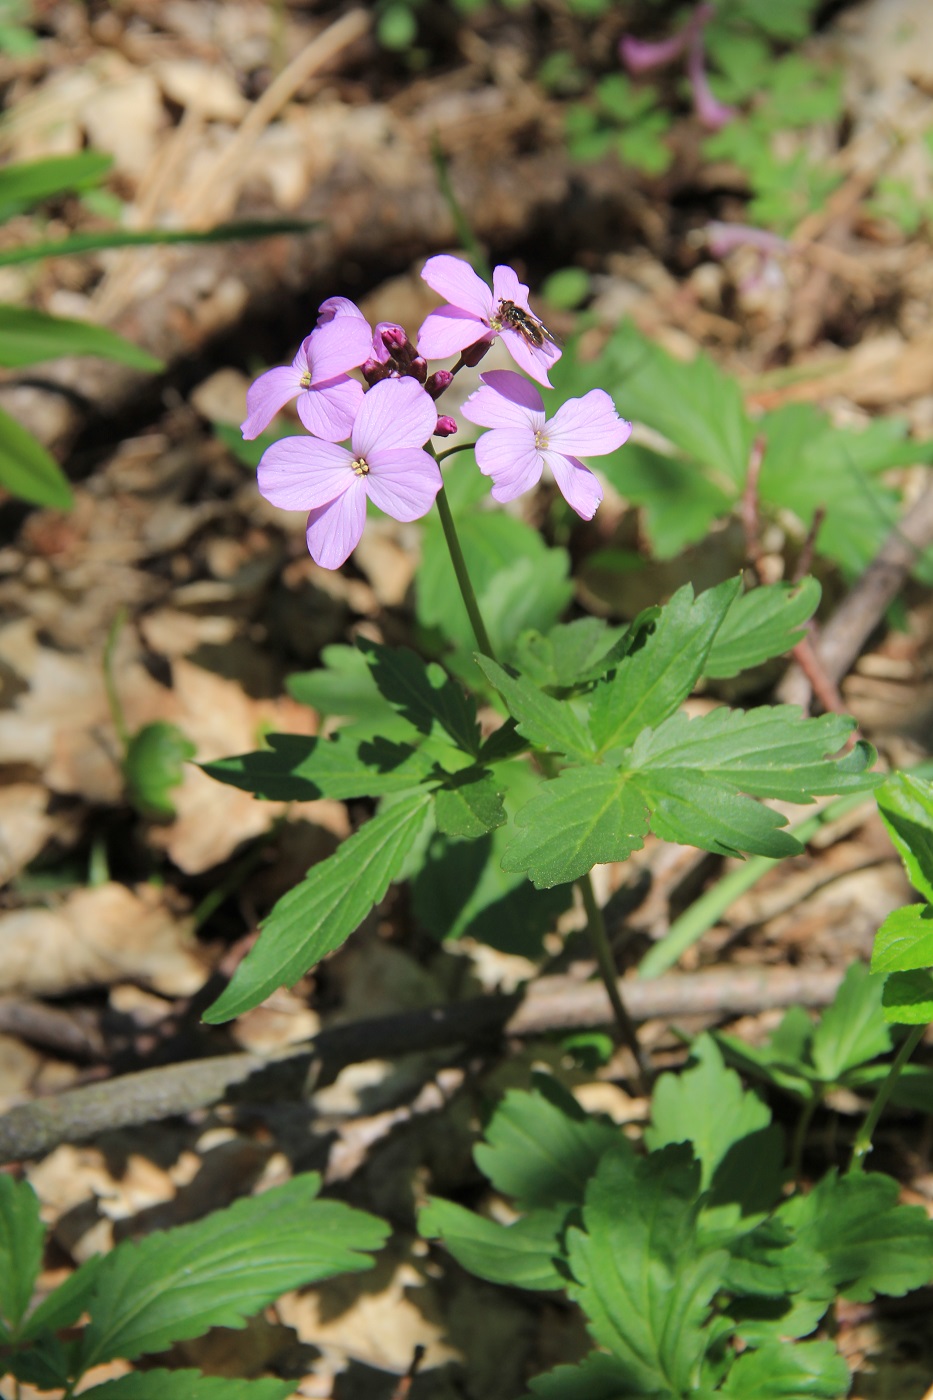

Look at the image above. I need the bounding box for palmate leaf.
[419,1198,566,1291]
[809,962,890,1081]
[357,638,480,755]
[589,579,741,753]
[0,1175,44,1335]
[566,1145,725,1396]
[204,789,432,1021]
[512,617,630,689]
[881,968,933,1025]
[76,1175,387,1370]
[433,766,506,838]
[79,1371,294,1400]
[704,577,821,679]
[203,731,434,801]
[475,656,595,761]
[0,305,163,371]
[875,771,933,903]
[525,1352,640,1400]
[717,1341,849,1398]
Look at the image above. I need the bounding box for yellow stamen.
[351,456,370,476]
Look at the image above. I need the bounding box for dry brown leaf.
[0,783,55,885]
[0,883,207,998]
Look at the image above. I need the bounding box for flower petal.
[296,376,364,441]
[308,317,374,382]
[417,307,493,360]
[619,31,688,73]
[241,364,304,439]
[462,370,544,431]
[257,436,353,511]
[420,254,494,321]
[352,377,437,456]
[474,428,542,502]
[317,296,368,325]
[305,482,367,569]
[541,451,603,520]
[499,328,561,387]
[491,265,532,309]
[365,448,443,521]
[546,389,632,457]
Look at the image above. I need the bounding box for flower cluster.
[620,3,735,132]
[246,254,631,568]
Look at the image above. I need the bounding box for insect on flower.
[496,299,560,350]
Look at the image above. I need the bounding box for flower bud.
[425,369,453,399]
[361,358,392,386]
[434,415,457,437]
[408,356,428,384]
[459,337,493,368]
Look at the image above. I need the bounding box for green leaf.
[0,151,113,220]
[881,968,933,1025]
[0,218,314,268]
[474,1083,621,1210]
[474,656,596,761]
[0,402,74,509]
[525,1352,636,1400]
[419,1198,565,1291]
[287,644,396,726]
[704,578,821,679]
[433,766,506,838]
[0,1175,44,1333]
[357,639,480,755]
[566,1145,725,1395]
[123,721,196,820]
[203,789,432,1021]
[598,442,732,559]
[21,1255,104,1341]
[589,579,741,753]
[718,1341,849,1398]
[500,764,651,888]
[202,731,433,801]
[511,617,629,689]
[809,962,891,1081]
[78,1369,296,1399]
[875,771,933,903]
[0,306,163,371]
[77,1175,387,1368]
[645,1035,771,1192]
[3,1338,72,1391]
[778,1170,933,1302]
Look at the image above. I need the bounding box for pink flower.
[619,31,690,74]
[687,23,735,130]
[241,318,372,442]
[257,377,442,570]
[619,3,734,132]
[461,370,631,520]
[417,255,561,388]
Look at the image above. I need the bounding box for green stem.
[579,871,651,1088]
[848,1023,926,1174]
[789,1092,821,1182]
[436,441,478,463]
[433,482,496,658]
[102,606,130,755]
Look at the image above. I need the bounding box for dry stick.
[778,477,933,709]
[0,964,844,1164]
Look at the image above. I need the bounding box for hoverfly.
[497,299,560,350]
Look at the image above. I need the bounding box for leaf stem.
[433,482,496,659]
[578,871,651,1089]
[848,1023,926,1174]
[789,1092,820,1182]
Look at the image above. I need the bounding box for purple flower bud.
[362,358,393,386]
[434,416,458,437]
[460,337,493,369]
[425,369,453,400]
[379,323,409,353]
[408,356,428,384]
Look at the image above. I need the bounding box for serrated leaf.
[3,1337,72,1390]
[0,306,162,371]
[0,402,74,509]
[474,1084,621,1210]
[0,151,112,220]
[645,1036,771,1192]
[566,1145,725,1395]
[525,1352,636,1400]
[721,1220,818,1300]
[0,1175,44,1333]
[474,656,595,761]
[589,579,741,753]
[77,1175,387,1369]
[123,721,196,820]
[881,968,933,1024]
[287,644,397,726]
[204,789,432,1021]
[433,766,506,837]
[358,638,480,756]
[203,730,433,801]
[77,1369,295,1399]
[704,578,821,679]
[419,1198,565,1291]
[512,617,629,689]
[501,764,650,888]
[718,1341,849,1398]
[875,771,933,903]
[778,1170,933,1302]
[809,962,891,1079]
[22,1254,104,1342]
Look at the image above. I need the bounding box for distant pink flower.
[620,2,734,132]
[241,318,372,441]
[417,255,561,388]
[687,23,735,130]
[620,31,690,73]
[257,377,442,570]
[461,370,631,520]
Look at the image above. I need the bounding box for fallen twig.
[0,964,844,1163]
